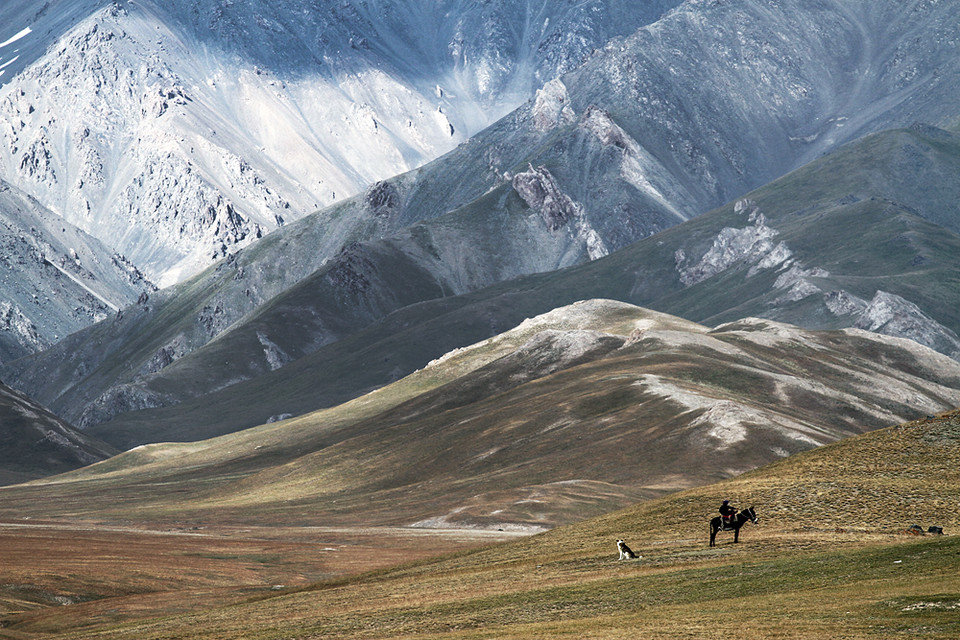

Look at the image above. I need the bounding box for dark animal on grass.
[617,539,640,560]
[709,506,758,547]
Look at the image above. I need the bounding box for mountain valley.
[0,1,959,636]
[2,405,958,638]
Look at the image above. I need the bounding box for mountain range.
[3,2,960,450]
[1,0,959,468]
[0,0,679,286]
[0,0,684,364]
[7,122,959,447]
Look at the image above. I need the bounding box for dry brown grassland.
[1,411,958,639]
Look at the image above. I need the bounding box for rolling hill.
[2,405,958,638]
[2,300,958,529]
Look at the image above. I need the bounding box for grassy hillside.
[5,410,958,639]
[3,301,959,536]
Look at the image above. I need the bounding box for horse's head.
[744,506,759,524]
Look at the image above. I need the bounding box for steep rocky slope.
[0,178,152,365]
[0,0,678,287]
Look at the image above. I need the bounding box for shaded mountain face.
[1,301,958,530]
[0,381,117,485]
[0,0,678,287]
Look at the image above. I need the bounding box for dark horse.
[709,506,758,547]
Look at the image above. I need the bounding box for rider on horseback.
[719,499,737,529]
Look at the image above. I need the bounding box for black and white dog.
[616,539,640,560]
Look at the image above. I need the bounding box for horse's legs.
[733,527,740,543]
[709,525,716,547]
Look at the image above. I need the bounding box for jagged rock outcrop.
[676,208,780,287]
[364,181,401,218]
[512,164,580,231]
[76,383,173,430]
[856,291,960,360]
[139,335,189,376]
[0,301,47,354]
[532,79,576,132]
[512,164,609,260]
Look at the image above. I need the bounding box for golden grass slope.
[15,409,959,640]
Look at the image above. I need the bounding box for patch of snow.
[0,27,31,49]
[692,402,751,447]
[632,374,822,450]
[408,510,548,534]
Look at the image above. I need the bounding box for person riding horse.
[719,499,737,529]
[709,505,758,546]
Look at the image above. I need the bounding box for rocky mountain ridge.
[0,380,117,485]
[0,177,152,364]
[0,0,679,287]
